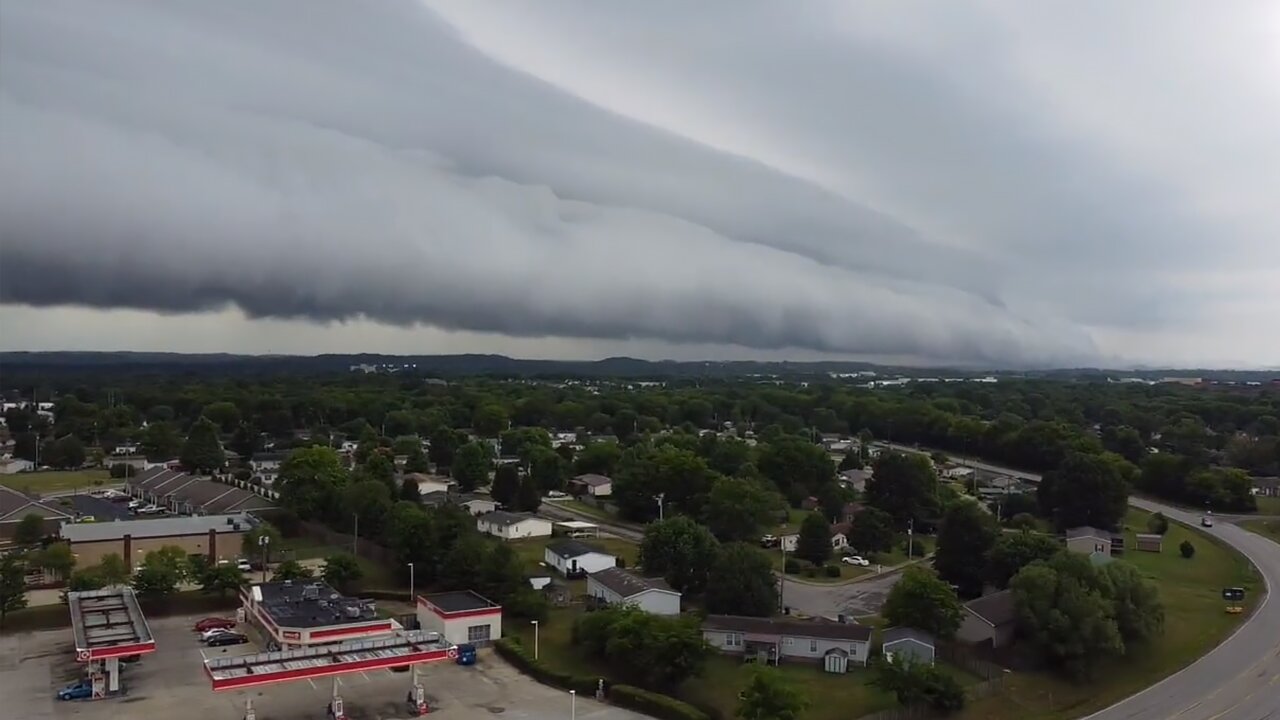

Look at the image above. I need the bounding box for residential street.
[779,565,915,619]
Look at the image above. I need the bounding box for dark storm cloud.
[2,0,1276,365]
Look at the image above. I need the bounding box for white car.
[200,628,236,641]
[127,499,144,510]
[545,491,568,499]
[103,489,127,499]
[138,504,163,515]
[236,559,252,572]
[841,555,870,567]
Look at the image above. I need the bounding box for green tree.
[0,553,29,629]
[141,421,183,461]
[203,401,242,433]
[934,502,998,597]
[132,546,188,600]
[14,513,46,545]
[273,559,313,581]
[796,511,832,565]
[403,446,430,474]
[882,567,965,638]
[322,553,364,593]
[986,532,1061,589]
[613,444,719,522]
[69,567,107,592]
[706,543,778,617]
[98,553,130,586]
[437,535,488,591]
[345,479,394,539]
[200,563,246,597]
[278,446,349,522]
[1010,553,1124,678]
[472,404,508,437]
[451,441,493,492]
[180,417,226,472]
[705,476,779,542]
[399,476,422,503]
[737,667,808,720]
[528,446,566,492]
[574,441,622,476]
[515,472,543,512]
[847,506,896,555]
[1038,451,1129,531]
[1146,512,1170,535]
[428,426,464,470]
[490,464,521,507]
[34,542,76,579]
[1102,561,1164,643]
[756,437,836,505]
[871,655,966,712]
[241,522,282,565]
[574,605,708,689]
[639,516,720,595]
[865,453,940,529]
[45,434,86,469]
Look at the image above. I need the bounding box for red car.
[193,617,237,632]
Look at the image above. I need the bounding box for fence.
[936,640,1005,680]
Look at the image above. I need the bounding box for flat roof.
[555,520,599,530]
[419,591,500,614]
[60,513,252,542]
[204,630,453,691]
[254,580,380,629]
[68,588,156,661]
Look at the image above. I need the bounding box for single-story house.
[544,539,617,577]
[586,567,681,615]
[1065,526,1114,556]
[880,627,936,666]
[0,485,75,539]
[702,615,872,673]
[957,589,1018,649]
[829,522,851,550]
[406,473,455,496]
[476,511,553,540]
[942,466,975,481]
[1134,533,1163,553]
[838,469,871,493]
[1251,477,1279,497]
[0,458,35,475]
[249,452,286,485]
[458,495,498,516]
[569,473,613,497]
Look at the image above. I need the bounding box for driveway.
[779,567,912,619]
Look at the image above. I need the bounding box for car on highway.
[206,632,249,647]
[841,555,870,566]
[193,617,237,632]
[56,681,93,701]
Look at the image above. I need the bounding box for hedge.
[609,685,710,720]
[492,637,601,694]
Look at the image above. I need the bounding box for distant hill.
[0,351,1276,383]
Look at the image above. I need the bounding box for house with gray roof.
[0,485,74,540]
[703,615,872,673]
[880,627,936,665]
[957,589,1018,648]
[476,511,552,540]
[586,567,680,615]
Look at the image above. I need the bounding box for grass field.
[1254,495,1280,515]
[510,607,906,720]
[559,499,621,523]
[957,509,1264,720]
[1240,517,1280,545]
[0,469,111,495]
[509,536,640,577]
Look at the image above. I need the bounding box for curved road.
[882,444,1280,720]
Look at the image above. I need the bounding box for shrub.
[493,638,601,694]
[609,685,709,720]
[108,463,136,479]
[803,567,817,578]
[824,564,841,578]
[1180,540,1196,559]
[783,558,801,574]
[1147,513,1169,535]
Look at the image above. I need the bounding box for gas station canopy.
[203,630,457,691]
[68,587,157,662]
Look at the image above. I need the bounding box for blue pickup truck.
[455,644,477,665]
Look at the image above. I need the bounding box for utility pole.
[655,493,665,522]
[407,563,415,603]
[259,534,271,584]
[907,518,914,559]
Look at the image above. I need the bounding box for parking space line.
[308,678,317,689]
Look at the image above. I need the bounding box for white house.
[408,473,455,496]
[458,495,498,517]
[881,627,936,666]
[569,473,613,497]
[250,452,286,486]
[587,567,681,615]
[416,591,502,645]
[0,458,34,475]
[476,511,553,540]
[702,615,871,673]
[544,539,617,577]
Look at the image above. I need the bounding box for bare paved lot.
[2,613,646,720]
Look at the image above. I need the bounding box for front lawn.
[1240,517,1280,545]
[956,509,1264,720]
[1254,495,1280,515]
[1,469,111,495]
[509,607,903,720]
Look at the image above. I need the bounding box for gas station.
[67,587,158,699]
[204,629,458,719]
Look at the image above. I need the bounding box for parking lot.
[2,613,647,720]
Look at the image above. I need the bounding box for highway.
[882,442,1280,720]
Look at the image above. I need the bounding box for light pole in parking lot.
[531,620,540,659]
[258,534,270,584]
[570,689,576,720]
[407,563,415,604]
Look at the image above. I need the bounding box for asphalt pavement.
[65,493,134,521]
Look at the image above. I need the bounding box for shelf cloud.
[2,0,1277,367]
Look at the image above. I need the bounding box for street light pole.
[531,620,540,660]
[408,563,415,603]
[655,493,665,521]
[907,518,914,559]
[570,689,576,720]
[259,534,270,584]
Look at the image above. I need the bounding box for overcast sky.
[2,1,1278,368]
